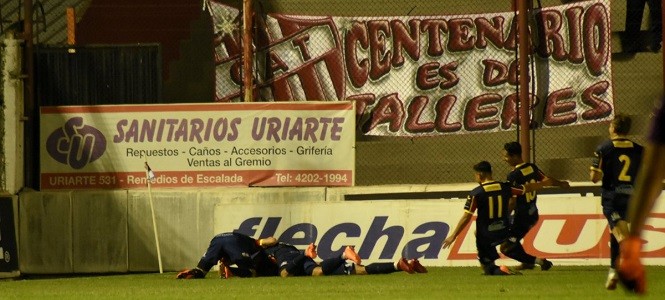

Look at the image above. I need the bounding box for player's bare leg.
[305,243,317,259]
[342,246,361,265]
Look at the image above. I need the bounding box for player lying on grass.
[255,239,426,277]
[442,161,553,276]
[618,95,665,295]
[178,233,426,279]
[176,232,276,279]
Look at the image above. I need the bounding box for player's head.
[610,113,632,137]
[473,161,492,182]
[502,142,523,166]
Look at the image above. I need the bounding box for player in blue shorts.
[501,141,569,271]
[589,114,644,290]
[261,239,426,277]
[263,240,360,277]
[176,232,277,279]
[618,95,665,294]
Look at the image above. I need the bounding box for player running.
[501,141,569,271]
[618,96,665,295]
[589,114,644,290]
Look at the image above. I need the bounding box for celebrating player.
[589,114,644,290]
[261,239,426,277]
[442,161,548,275]
[176,232,276,279]
[501,141,569,271]
[618,96,665,295]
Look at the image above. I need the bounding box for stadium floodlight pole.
[145,161,163,274]
[242,0,254,102]
[517,0,532,162]
[23,0,38,188]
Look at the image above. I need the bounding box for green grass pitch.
[3,266,665,299]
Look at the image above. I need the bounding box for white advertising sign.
[214,193,665,266]
[40,102,355,189]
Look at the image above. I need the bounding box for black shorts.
[510,213,538,240]
[476,229,509,265]
[274,250,317,276]
[601,195,629,229]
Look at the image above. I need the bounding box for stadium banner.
[39,102,355,190]
[0,195,19,277]
[215,193,665,267]
[209,0,613,136]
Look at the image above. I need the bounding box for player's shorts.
[649,96,665,144]
[275,250,317,276]
[476,229,508,264]
[602,195,629,229]
[510,212,538,240]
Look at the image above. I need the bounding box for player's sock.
[196,260,213,274]
[320,257,346,275]
[610,234,619,269]
[365,262,397,274]
[482,264,499,275]
[500,241,536,265]
[606,267,619,290]
[535,258,544,265]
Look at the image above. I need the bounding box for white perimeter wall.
[17,184,665,273]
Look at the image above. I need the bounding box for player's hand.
[442,236,456,249]
[617,236,646,294]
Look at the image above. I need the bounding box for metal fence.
[5,0,660,188]
[213,0,663,185]
[34,44,162,106]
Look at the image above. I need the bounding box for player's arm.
[540,173,570,188]
[589,151,603,183]
[589,169,603,183]
[257,237,277,248]
[520,181,549,193]
[442,196,475,249]
[508,196,517,212]
[442,211,472,249]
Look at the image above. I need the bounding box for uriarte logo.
[46,117,106,169]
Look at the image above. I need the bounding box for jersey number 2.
[618,155,632,182]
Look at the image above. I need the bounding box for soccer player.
[261,240,426,277]
[589,114,644,290]
[501,141,570,271]
[442,161,547,275]
[176,232,277,279]
[262,240,361,277]
[618,96,665,295]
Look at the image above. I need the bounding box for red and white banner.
[215,193,665,266]
[209,0,613,136]
[39,102,355,190]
